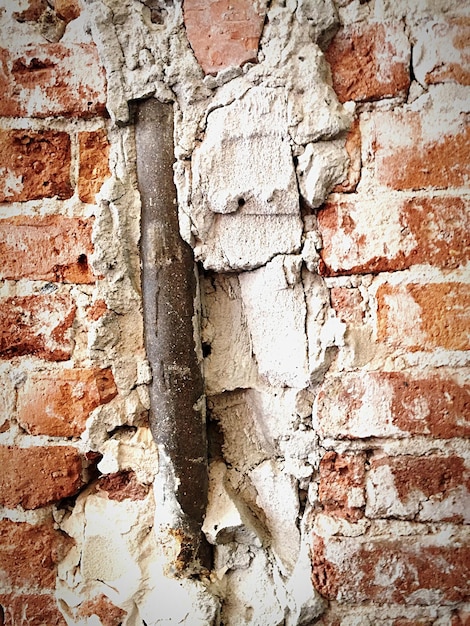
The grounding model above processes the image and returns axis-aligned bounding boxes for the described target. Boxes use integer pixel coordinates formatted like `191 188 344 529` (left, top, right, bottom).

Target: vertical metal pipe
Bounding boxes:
135 98 210 574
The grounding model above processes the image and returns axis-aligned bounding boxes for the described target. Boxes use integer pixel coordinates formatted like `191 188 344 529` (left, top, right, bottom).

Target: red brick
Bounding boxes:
332 118 362 193
97 470 149 502
0 445 82 509
314 371 470 439
377 282 470 352
0 593 66 626
0 129 72 202
367 454 470 523
54 0 81 23
373 109 469 190
324 22 410 103
452 609 470 626
311 534 469 604
414 18 470 86
12 0 48 22
0 216 96 283
318 451 365 520
318 197 470 276
0 519 73 591
17 368 117 437
183 0 266 75
330 287 364 324
76 594 127 626
87 298 108 321
78 129 111 203
0 293 75 361
0 43 106 118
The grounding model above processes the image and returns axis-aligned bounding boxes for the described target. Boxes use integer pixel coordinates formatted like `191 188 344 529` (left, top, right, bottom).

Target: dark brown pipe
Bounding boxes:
135 98 209 574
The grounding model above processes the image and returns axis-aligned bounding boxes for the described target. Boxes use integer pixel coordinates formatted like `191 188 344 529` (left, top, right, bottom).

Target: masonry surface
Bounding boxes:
0 0 468 625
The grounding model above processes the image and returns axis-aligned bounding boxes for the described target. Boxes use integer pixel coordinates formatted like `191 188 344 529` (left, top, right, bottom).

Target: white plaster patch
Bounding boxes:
201 274 258 394
250 459 301 573
296 139 349 208
239 255 310 388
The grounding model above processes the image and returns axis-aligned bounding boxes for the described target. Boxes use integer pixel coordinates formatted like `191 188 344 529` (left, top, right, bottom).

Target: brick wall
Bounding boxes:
0 1 143 622
1 0 468 624
312 11 470 624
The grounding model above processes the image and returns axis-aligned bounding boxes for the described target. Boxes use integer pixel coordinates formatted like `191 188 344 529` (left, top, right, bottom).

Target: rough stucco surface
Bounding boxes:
0 0 469 624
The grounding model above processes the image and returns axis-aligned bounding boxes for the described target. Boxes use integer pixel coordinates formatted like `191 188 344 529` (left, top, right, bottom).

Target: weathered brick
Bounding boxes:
87 298 108 321
55 0 81 23
0 293 76 361
452 609 470 626
0 519 73 590
0 129 72 202
366 454 470 523
330 287 364 324
332 118 362 193
318 451 365 520
0 593 67 626
314 371 470 439
0 216 96 283
183 0 266 75
324 22 410 103
17 368 117 437
0 43 106 118
311 534 469 604
97 470 149 502
0 445 82 509
372 109 469 190
377 283 470 352
413 18 470 86
12 0 49 22
318 197 470 275
78 129 111 203
76 594 127 626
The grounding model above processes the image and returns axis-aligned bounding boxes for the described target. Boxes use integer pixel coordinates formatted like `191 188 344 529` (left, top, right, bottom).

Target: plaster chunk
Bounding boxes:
238 255 310 388
296 139 349 208
220 549 285 626
192 87 298 217
250 460 301 573
202 274 258 395
203 461 262 547
189 87 303 270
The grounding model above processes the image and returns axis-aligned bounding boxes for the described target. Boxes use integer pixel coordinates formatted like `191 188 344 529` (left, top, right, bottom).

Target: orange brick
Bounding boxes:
0 216 96 283
377 283 470 352
0 293 76 361
315 371 470 439
78 129 111 203
373 109 469 190
0 519 73 591
311 534 469 604
0 445 82 509
0 43 106 118
325 22 410 103
318 451 365 521
17 368 117 437
0 593 67 626
414 18 470 86
0 129 72 202
183 0 266 75
318 197 470 275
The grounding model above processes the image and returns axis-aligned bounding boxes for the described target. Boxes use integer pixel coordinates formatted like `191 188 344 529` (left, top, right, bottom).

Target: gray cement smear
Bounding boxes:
28 0 464 624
